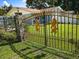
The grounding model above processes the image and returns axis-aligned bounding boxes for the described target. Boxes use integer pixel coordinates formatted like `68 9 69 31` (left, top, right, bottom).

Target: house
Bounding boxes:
7 7 41 16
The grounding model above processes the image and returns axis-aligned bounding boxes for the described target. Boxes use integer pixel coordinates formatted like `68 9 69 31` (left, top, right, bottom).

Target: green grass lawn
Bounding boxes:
0 24 79 59
0 45 23 59
0 42 73 59
27 24 79 39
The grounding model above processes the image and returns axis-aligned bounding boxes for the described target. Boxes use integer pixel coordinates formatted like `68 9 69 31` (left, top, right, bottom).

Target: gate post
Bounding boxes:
43 11 47 46
14 15 21 42
14 12 22 42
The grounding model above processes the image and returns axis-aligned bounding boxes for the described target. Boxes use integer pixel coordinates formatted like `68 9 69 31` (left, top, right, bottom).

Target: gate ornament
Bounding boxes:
51 17 58 32
35 17 40 31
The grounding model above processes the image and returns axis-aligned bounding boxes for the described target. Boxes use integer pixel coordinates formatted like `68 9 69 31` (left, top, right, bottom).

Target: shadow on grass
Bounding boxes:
8 42 31 59
6 40 75 59
8 41 46 59
0 39 19 46
25 41 73 59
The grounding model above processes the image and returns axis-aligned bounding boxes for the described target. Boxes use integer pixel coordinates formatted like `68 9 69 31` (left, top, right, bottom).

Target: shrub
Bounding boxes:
0 31 16 42
3 32 16 42
0 31 4 40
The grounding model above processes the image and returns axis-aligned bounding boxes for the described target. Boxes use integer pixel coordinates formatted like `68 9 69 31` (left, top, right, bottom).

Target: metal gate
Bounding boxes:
15 9 79 54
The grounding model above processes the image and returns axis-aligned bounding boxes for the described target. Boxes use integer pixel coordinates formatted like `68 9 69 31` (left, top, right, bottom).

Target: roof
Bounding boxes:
7 7 41 16
7 7 74 17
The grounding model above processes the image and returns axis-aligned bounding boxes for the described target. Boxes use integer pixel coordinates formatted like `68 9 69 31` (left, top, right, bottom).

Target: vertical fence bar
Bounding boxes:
43 11 47 46
71 13 74 52
32 18 34 42
54 15 56 48
52 13 54 48
75 12 78 53
57 9 59 49
48 15 50 47
39 15 43 45
38 16 40 44
34 17 36 42
39 16 41 44
64 13 66 51
49 15 52 47
67 12 70 51
49 15 51 47
47 15 49 46
40 14 43 45
60 15 62 50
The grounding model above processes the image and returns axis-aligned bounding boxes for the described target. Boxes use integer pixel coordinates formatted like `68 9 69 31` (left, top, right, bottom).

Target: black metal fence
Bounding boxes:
22 10 79 54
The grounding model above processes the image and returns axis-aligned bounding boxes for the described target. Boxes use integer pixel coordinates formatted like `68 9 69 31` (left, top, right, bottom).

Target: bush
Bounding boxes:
0 31 16 42
3 32 16 42
0 31 4 40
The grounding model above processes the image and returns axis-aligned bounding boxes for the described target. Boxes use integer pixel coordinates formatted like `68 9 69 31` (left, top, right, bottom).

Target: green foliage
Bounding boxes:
3 32 16 41
24 24 29 32
0 31 16 42
26 0 79 12
26 0 62 8
26 0 51 9
0 31 4 40
1 5 12 15
0 8 4 15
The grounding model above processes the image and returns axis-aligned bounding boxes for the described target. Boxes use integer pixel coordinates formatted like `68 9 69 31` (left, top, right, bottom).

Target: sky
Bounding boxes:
0 0 26 7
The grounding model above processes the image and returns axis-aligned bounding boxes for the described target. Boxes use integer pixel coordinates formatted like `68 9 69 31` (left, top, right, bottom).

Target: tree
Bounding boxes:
0 8 4 15
26 0 52 9
2 4 12 14
26 0 79 13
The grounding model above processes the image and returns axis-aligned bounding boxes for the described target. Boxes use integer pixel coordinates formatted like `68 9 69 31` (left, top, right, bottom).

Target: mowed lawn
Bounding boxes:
0 24 78 59
27 24 79 52
0 42 69 59
0 45 23 59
